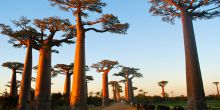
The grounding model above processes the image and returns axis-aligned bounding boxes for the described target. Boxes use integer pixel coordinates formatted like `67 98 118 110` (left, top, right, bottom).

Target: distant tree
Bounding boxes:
95 91 102 97
108 81 118 102
5 81 21 91
149 0 220 109
49 0 129 109
86 75 94 98
138 89 143 95
212 82 220 97
53 63 74 101
88 91 94 97
114 66 142 103
116 84 122 102
91 60 118 106
0 17 41 110
2 62 23 97
158 81 168 98
119 79 126 99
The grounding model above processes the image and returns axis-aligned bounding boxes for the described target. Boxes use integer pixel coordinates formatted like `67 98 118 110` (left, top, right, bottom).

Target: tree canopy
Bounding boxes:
114 66 142 80
149 0 220 23
158 81 168 87
49 0 129 34
2 62 24 70
91 60 118 73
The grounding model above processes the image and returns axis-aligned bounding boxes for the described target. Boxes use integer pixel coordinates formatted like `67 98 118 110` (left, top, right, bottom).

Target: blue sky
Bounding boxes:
0 0 220 97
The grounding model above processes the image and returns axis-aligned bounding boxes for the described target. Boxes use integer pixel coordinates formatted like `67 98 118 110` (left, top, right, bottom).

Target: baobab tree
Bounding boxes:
212 82 220 97
116 84 122 102
108 81 118 102
30 17 75 110
91 60 119 106
0 17 42 110
49 0 129 109
149 0 220 109
5 80 21 93
2 62 24 97
86 75 94 98
158 81 168 98
53 63 74 101
114 66 142 103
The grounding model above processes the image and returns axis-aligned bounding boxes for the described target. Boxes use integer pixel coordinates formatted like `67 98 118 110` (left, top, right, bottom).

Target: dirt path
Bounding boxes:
103 103 135 110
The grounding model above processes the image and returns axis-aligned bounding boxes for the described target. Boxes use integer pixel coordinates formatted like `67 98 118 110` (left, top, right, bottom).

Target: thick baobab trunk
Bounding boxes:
64 74 71 101
112 86 116 102
161 86 165 98
125 78 132 102
18 40 32 110
181 12 207 110
116 90 121 102
70 12 87 110
10 69 17 97
102 72 109 106
129 79 134 101
34 46 52 110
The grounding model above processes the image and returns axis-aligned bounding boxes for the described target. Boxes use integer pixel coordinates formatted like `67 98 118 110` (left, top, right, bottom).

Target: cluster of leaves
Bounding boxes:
91 60 119 73
114 66 143 79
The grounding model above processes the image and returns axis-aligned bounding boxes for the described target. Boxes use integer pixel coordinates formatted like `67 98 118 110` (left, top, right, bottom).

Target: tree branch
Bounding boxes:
85 28 109 32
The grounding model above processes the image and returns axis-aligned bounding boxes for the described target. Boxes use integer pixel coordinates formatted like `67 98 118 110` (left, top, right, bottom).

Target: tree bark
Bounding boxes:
181 12 207 110
10 69 17 97
125 78 132 103
112 85 116 103
34 46 52 110
102 72 109 106
216 85 219 97
129 79 134 101
116 90 121 102
64 74 71 102
70 12 87 110
18 40 32 110
162 86 165 98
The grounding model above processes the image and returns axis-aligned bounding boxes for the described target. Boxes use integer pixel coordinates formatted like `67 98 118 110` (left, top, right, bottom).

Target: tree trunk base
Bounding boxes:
34 100 51 110
187 100 208 110
70 103 87 110
17 102 30 110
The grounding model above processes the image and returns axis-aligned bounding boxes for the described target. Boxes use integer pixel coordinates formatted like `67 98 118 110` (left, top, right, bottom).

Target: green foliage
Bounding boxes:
1 62 24 70
87 96 102 106
114 66 142 79
91 60 119 72
53 63 74 76
158 81 168 87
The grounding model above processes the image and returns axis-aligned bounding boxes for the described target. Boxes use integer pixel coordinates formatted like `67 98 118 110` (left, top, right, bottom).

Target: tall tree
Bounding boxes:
85 65 93 98
149 0 220 109
114 66 142 103
2 62 24 97
91 60 118 106
0 17 42 110
53 63 74 101
158 81 168 98
32 17 75 110
108 81 118 102
49 0 129 109
212 82 220 97
116 84 122 102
